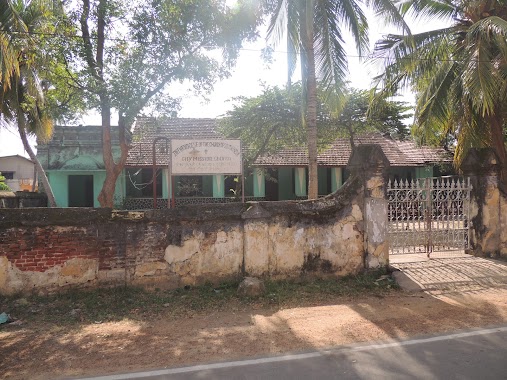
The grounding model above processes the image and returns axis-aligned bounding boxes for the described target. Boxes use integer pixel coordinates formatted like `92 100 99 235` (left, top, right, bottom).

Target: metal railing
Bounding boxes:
387 176 471 255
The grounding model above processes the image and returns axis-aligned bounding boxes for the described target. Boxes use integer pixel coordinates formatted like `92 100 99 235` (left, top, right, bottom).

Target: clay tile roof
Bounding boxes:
127 117 222 166
127 118 452 167
254 132 452 167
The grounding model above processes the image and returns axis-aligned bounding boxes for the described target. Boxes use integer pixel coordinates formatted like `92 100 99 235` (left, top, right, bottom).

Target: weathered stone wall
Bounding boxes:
0 191 47 208
500 196 507 257
462 148 507 259
0 176 369 295
0 145 390 295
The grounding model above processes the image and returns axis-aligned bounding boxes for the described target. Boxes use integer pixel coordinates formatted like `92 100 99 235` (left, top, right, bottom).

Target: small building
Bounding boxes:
125 118 257 209
36 125 126 207
126 118 453 207
37 118 453 208
253 133 453 200
0 155 37 192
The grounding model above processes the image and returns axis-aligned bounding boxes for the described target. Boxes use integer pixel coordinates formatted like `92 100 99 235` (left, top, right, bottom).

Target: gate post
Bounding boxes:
348 145 390 269
461 148 502 257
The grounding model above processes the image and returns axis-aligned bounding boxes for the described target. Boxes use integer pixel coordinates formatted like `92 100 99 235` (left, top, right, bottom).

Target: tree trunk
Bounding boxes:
302 1 318 200
97 109 130 208
93 1 130 208
17 120 57 207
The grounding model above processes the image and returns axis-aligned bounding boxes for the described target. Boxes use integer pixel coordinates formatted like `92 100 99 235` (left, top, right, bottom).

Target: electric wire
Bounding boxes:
1 29 499 64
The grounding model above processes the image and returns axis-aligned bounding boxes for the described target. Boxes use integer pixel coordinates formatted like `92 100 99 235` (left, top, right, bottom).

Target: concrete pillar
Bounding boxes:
242 203 272 276
212 174 224 198
162 169 169 199
331 167 343 192
253 169 265 198
347 145 390 269
461 148 504 258
294 167 307 197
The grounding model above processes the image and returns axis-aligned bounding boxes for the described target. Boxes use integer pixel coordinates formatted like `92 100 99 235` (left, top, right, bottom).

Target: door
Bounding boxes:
265 169 279 201
68 175 94 207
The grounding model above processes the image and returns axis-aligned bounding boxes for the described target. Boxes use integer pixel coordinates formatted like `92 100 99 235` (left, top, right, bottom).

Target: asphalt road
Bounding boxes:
77 326 507 380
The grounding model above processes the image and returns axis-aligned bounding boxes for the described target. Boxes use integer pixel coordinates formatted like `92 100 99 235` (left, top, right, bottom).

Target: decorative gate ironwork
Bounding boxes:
387 176 471 255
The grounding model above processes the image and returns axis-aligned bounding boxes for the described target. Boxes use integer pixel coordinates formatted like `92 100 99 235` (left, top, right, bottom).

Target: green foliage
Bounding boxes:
220 84 305 164
0 0 81 137
372 0 507 168
265 0 406 199
68 0 261 126
220 84 412 164
0 172 10 191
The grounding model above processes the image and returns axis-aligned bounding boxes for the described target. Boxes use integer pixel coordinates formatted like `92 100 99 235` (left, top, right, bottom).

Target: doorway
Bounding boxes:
265 169 279 201
68 175 94 207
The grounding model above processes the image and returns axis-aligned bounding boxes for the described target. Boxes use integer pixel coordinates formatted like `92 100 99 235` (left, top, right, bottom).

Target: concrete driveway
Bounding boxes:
390 254 507 295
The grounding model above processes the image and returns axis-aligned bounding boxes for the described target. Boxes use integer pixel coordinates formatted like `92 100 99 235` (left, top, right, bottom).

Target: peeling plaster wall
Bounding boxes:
461 148 507 260
500 195 507 258
0 167 384 295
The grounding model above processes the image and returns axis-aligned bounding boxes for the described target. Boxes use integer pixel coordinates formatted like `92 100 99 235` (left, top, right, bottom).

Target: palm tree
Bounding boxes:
0 1 25 95
372 0 507 182
267 0 406 199
0 0 57 206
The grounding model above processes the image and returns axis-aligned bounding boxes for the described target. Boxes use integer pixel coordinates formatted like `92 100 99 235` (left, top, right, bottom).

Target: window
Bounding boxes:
177 176 203 196
126 168 162 197
2 172 14 180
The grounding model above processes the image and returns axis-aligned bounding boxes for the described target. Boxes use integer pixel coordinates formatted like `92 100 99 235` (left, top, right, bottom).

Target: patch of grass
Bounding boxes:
0 271 398 326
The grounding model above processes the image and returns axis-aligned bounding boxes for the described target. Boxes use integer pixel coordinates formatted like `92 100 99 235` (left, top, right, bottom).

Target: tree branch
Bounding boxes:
79 0 100 82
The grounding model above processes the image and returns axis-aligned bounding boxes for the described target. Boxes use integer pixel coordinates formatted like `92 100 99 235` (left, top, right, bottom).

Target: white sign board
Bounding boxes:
171 139 242 175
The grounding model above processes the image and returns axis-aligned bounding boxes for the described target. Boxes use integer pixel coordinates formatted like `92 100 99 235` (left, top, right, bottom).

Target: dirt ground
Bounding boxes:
2 286 507 380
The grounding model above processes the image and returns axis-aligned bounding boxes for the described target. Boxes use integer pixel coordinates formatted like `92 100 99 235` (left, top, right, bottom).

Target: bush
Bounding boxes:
0 172 10 191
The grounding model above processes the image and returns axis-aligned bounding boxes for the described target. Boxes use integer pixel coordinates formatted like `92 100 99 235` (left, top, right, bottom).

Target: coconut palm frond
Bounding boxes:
366 0 410 33
396 0 457 21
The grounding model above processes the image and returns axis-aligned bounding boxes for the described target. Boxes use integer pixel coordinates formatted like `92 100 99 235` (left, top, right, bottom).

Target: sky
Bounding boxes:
0 6 448 158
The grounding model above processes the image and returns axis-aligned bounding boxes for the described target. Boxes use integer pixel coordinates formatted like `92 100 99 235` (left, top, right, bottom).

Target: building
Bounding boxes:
36 125 126 207
126 118 453 207
252 133 453 200
0 155 37 192
37 118 453 208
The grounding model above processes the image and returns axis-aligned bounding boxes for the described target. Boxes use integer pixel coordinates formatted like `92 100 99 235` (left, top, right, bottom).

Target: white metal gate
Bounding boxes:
387 176 471 255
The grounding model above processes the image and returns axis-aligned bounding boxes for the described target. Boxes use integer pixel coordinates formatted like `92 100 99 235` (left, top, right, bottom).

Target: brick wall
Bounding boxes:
0 146 390 295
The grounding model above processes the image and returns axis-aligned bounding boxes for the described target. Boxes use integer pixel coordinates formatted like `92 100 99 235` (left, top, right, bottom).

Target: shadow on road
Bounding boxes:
2 262 507 379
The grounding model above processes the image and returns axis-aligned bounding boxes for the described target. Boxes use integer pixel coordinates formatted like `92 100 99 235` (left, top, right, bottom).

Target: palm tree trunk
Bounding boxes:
302 1 318 200
17 119 57 207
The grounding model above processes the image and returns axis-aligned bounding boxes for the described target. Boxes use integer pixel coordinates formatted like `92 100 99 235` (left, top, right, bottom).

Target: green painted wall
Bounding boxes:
415 166 434 179
213 175 225 198
278 167 294 200
162 169 169 198
47 170 124 208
